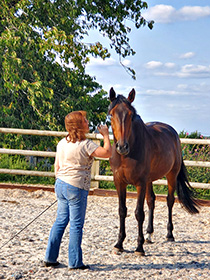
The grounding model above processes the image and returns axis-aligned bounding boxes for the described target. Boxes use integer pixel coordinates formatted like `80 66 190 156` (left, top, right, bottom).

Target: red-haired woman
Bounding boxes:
44 111 111 270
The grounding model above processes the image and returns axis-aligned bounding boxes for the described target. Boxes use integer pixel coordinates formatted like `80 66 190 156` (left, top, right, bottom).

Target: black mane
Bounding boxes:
108 95 137 117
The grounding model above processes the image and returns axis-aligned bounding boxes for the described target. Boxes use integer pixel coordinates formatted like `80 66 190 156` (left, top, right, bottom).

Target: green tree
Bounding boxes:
0 0 153 149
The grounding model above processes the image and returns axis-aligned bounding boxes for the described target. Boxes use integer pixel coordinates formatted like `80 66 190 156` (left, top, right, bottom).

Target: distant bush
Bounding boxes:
0 154 55 185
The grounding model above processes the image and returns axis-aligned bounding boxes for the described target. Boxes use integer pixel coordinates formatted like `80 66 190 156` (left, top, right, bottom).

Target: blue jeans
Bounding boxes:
44 178 89 268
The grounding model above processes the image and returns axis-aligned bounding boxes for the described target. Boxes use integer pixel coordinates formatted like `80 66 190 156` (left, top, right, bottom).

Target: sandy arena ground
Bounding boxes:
0 189 209 280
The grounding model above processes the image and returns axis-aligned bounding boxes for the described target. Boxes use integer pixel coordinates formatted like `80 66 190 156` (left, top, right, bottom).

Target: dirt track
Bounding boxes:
0 189 209 279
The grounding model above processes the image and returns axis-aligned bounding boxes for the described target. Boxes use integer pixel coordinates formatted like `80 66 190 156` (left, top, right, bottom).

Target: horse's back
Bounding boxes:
146 121 180 143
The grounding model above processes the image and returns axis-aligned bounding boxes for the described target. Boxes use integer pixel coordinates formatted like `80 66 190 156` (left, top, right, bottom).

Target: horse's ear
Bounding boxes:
109 87 116 102
128 88 135 103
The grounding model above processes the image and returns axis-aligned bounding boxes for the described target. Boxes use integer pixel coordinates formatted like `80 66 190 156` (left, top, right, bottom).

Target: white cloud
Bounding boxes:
145 60 210 78
144 61 163 69
177 84 188 90
145 89 178 95
144 82 210 98
177 83 210 94
179 6 210 21
87 57 117 67
121 59 131 67
180 52 195 59
178 64 210 78
143 5 175 23
165 62 176 68
144 61 176 70
143 5 210 23
87 57 132 70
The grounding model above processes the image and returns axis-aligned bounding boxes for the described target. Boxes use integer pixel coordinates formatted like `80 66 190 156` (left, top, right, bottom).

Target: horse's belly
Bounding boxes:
149 159 177 182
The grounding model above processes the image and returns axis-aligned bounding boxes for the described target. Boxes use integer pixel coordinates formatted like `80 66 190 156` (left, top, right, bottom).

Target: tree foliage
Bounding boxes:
0 0 153 149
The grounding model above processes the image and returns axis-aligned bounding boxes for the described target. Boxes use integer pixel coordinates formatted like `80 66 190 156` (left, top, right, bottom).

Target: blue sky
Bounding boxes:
85 1 210 136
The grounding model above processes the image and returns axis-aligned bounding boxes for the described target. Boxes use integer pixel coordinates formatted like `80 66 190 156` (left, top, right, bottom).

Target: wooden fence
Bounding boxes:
0 127 210 190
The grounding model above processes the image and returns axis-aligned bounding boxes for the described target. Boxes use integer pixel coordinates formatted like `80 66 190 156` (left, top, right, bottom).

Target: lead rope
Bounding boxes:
0 199 57 250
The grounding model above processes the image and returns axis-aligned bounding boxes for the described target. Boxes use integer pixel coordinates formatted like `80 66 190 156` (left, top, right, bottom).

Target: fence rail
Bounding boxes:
1 127 210 144
0 127 210 190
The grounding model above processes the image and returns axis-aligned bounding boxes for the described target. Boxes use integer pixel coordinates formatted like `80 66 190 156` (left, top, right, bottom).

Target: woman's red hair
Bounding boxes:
65 111 87 143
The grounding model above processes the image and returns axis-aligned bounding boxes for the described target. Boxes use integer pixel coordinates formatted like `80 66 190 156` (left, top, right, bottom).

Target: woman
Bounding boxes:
44 111 111 270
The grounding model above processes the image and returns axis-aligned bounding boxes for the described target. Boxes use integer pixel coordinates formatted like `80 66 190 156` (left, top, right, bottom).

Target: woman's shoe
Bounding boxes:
69 265 90 270
44 261 60 267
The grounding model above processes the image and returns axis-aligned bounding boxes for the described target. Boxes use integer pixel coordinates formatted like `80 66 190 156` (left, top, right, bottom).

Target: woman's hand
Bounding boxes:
97 124 109 136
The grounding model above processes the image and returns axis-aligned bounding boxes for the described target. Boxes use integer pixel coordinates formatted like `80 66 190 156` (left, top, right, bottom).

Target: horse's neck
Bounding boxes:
130 117 148 145
133 115 147 133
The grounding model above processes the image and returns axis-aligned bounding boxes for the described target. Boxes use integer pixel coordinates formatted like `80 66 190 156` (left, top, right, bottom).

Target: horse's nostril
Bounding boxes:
124 143 129 150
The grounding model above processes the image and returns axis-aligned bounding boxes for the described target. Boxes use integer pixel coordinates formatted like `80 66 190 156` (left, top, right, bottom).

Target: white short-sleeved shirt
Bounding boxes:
56 138 99 191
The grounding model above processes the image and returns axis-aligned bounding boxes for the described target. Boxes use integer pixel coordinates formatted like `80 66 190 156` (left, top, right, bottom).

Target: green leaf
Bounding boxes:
0 0 153 150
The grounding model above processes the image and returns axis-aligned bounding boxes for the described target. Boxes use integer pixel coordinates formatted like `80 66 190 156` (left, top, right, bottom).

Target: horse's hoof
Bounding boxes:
134 250 145 256
145 233 153 244
145 239 154 244
112 247 124 255
166 237 175 242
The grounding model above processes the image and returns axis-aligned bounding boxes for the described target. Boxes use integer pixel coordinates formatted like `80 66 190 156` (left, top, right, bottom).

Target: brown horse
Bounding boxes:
108 87 199 256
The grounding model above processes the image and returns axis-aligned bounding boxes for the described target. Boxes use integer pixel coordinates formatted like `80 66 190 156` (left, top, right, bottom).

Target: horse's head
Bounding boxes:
108 87 136 155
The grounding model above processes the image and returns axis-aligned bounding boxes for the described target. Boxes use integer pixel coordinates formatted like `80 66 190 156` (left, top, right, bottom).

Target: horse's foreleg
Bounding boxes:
145 182 156 243
166 174 176 241
135 185 146 256
114 185 127 253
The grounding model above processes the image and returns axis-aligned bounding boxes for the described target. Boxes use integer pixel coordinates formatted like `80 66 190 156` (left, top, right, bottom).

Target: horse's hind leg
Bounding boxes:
114 183 127 254
166 173 177 241
145 182 156 243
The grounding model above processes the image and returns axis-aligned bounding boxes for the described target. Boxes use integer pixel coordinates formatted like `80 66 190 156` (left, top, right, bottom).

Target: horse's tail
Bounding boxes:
176 160 200 214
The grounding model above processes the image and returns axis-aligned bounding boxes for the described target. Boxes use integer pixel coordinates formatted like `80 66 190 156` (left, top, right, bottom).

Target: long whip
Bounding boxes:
0 199 57 250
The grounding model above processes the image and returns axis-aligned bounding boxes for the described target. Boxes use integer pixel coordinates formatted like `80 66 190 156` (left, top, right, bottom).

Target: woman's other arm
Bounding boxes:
54 154 60 178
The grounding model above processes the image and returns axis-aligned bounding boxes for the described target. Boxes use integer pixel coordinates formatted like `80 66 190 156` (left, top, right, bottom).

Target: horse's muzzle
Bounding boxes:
116 142 130 155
